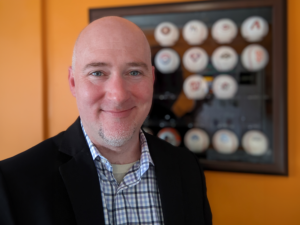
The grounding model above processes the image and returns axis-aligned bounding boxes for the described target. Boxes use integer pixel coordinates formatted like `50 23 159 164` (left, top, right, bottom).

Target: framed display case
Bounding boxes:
90 0 287 175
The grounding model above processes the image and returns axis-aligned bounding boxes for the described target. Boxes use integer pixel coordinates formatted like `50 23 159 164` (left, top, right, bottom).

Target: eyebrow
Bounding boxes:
126 62 149 71
82 62 110 72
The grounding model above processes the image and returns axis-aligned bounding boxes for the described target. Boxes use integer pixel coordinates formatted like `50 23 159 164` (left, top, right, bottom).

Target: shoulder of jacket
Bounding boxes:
0 131 65 172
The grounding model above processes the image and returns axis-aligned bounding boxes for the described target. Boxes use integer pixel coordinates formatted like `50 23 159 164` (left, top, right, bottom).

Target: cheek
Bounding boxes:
75 79 105 109
133 81 153 106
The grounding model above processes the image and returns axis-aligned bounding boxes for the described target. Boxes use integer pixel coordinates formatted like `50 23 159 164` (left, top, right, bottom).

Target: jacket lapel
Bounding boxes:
58 118 105 225
144 132 185 225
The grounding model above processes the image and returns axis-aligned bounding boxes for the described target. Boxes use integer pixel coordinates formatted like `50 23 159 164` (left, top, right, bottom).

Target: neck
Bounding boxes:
93 131 141 164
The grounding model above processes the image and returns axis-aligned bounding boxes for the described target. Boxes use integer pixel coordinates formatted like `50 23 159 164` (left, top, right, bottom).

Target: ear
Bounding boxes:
152 66 156 84
68 66 76 97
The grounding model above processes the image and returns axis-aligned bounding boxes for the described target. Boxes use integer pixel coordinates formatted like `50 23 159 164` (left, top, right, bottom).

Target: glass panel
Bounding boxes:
124 7 273 164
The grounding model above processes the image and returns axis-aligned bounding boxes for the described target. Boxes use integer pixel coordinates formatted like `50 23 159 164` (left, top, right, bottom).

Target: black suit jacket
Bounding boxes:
0 118 212 225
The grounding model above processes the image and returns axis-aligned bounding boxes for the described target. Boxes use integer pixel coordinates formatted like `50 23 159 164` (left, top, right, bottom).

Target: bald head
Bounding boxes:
68 16 155 152
72 16 151 71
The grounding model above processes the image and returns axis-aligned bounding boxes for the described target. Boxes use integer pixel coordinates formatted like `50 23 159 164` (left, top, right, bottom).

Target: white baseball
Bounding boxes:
241 44 269 72
242 130 269 156
212 46 238 72
212 75 238 99
183 20 208 45
212 129 239 154
241 16 269 42
183 47 208 73
154 22 179 47
154 48 180 74
184 128 210 153
157 128 181 146
183 75 208 100
212 18 238 44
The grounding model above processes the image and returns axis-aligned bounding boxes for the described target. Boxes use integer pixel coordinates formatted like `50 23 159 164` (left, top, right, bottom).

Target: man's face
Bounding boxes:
69 22 154 147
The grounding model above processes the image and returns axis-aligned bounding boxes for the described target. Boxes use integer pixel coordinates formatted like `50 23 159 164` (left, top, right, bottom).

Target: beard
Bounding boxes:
97 121 137 147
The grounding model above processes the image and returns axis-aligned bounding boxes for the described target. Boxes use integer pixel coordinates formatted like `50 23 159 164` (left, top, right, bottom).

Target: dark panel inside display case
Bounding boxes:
90 0 287 175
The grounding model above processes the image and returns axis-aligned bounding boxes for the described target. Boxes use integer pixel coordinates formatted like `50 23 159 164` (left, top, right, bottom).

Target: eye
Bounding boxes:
130 71 141 76
91 71 103 76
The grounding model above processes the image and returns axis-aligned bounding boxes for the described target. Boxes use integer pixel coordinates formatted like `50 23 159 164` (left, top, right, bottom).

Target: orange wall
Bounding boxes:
1 0 300 224
0 0 43 159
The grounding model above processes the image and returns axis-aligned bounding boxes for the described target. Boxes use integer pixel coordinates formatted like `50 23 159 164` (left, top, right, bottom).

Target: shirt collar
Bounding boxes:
80 121 154 175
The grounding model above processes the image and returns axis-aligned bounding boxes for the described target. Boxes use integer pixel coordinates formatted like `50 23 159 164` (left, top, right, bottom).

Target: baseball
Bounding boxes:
183 75 208 100
212 74 238 99
212 18 238 44
241 44 269 72
157 128 181 146
212 46 238 72
183 20 208 45
212 129 239 154
154 48 180 74
184 128 210 153
242 130 269 156
183 47 208 73
241 16 269 42
154 22 179 47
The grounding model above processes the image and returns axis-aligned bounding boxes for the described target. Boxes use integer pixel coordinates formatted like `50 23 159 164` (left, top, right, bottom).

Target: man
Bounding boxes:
0 17 212 225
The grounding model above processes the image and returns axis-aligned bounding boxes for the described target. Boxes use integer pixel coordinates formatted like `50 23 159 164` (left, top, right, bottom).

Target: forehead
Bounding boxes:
82 40 147 58
75 23 151 67
77 46 150 71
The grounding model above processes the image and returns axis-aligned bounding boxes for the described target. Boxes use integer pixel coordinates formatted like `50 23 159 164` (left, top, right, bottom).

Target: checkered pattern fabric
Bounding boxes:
81 123 164 225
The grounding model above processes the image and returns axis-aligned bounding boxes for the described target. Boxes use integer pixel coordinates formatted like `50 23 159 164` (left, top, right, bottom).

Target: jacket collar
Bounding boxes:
59 117 88 157
144 132 185 225
58 117 105 225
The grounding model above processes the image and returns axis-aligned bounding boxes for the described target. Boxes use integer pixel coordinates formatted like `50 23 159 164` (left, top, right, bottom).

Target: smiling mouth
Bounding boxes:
101 107 135 118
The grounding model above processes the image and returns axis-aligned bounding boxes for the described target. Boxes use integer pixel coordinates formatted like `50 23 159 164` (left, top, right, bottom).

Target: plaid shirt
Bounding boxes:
81 123 164 225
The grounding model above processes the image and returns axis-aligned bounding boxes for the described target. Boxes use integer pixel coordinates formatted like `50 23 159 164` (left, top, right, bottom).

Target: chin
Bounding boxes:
97 121 138 147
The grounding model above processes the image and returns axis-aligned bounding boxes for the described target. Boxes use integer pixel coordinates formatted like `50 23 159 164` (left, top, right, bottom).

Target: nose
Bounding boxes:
105 72 130 105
